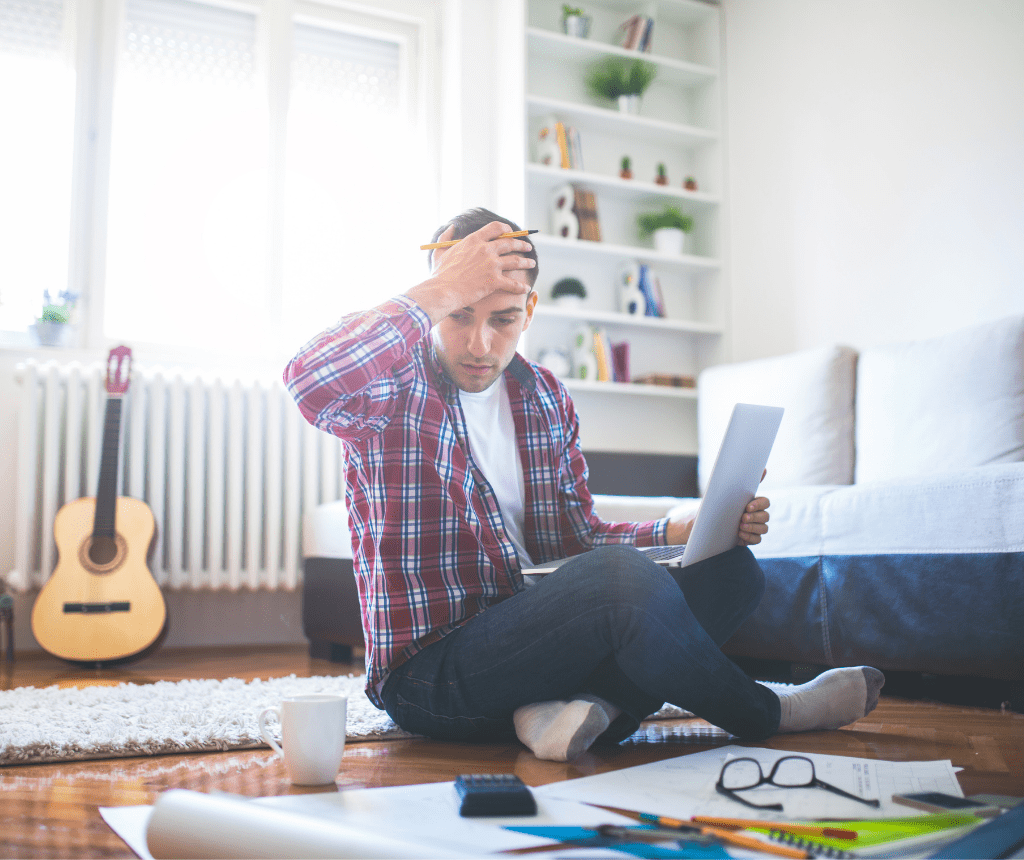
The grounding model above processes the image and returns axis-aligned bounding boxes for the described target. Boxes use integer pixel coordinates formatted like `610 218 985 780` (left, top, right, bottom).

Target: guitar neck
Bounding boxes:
93 395 124 539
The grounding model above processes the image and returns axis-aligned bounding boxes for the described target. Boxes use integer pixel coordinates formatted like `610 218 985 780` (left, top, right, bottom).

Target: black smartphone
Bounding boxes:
892 792 1003 817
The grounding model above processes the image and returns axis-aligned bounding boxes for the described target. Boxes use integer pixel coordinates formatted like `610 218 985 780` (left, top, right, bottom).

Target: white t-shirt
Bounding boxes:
458 376 534 568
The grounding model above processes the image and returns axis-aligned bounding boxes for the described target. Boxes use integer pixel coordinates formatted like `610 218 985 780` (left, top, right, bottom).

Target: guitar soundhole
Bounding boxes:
79 533 128 574
89 536 118 566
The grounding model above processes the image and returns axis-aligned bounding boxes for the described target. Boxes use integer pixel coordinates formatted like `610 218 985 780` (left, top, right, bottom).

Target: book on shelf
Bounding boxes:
567 126 583 170
591 326 613 382
619 14 654 52
632 373 696 388
637 264 665 317
572 187 602 242
554 120 571 169
611 341 630 383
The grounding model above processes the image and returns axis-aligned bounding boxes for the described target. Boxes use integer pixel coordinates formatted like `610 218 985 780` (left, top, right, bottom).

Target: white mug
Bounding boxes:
258 694 347 785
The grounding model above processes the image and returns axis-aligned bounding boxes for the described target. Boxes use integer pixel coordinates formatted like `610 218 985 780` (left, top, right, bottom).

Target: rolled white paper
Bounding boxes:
147 789 460 859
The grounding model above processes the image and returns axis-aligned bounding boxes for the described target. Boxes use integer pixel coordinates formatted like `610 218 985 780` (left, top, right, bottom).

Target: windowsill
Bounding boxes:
0 330 295 382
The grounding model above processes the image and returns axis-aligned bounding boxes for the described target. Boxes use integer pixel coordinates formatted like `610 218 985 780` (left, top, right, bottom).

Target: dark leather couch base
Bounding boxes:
725 553 1024 683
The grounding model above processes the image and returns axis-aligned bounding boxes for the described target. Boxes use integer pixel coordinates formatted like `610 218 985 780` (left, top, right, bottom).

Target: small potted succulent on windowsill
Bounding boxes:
585 56 657 114
561 4 591 38
550 277 587 308
655 162 669 185
620 156 633 180
31 289 78 347
638 206 694 256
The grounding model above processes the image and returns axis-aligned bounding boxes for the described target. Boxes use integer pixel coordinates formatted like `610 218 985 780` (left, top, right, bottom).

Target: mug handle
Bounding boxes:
258 706 284 758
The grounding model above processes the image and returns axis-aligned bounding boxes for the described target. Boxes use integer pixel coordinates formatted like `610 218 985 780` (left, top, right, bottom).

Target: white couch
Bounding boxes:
594 313 1024 682
302 314 1024 682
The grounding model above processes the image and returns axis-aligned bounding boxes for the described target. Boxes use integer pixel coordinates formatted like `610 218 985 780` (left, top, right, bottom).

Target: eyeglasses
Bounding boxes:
716 756 881 811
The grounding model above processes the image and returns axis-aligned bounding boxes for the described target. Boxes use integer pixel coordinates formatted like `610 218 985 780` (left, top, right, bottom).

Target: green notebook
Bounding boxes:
747 813 985 856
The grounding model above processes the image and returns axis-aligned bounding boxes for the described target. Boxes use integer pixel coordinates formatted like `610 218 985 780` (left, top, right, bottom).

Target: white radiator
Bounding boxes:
11 359 346 591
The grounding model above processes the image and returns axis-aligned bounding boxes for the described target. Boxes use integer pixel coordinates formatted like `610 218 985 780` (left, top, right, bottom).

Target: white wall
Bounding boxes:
723 0 1024 360
440 0 525 221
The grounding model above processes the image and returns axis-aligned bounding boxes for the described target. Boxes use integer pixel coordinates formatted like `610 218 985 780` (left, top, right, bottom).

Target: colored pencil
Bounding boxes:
585 803 811 859
690 815 858 839
419 229 538 250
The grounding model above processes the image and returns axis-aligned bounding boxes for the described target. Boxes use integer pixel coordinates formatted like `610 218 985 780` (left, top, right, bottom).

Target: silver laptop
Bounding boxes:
522 403 784 574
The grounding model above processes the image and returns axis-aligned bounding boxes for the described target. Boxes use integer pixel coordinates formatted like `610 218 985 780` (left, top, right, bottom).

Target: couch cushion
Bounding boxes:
753 462 1024 558
855 314 1024 483
591 494 694 524
698 345 857 493
302 499 353 559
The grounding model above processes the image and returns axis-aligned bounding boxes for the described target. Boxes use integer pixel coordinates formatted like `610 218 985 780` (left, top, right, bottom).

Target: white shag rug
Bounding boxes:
0 675 410 766
0 674 701 766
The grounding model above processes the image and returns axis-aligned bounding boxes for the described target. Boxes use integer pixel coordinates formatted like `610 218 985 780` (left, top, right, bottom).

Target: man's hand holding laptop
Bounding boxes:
666 469 770 547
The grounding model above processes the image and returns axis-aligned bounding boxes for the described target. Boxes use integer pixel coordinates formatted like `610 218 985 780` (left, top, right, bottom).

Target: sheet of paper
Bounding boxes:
537 745 963 822
102 784 643 859
102 748 965 859
99 806 153 860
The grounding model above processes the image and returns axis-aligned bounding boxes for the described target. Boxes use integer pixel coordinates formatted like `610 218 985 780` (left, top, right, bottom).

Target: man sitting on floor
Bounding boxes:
283 207 884 761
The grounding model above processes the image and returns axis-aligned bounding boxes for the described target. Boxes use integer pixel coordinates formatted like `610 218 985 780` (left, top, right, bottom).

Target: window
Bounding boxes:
0 0 440 363
104 0 267 351
0 0 76 334
281 18 434 351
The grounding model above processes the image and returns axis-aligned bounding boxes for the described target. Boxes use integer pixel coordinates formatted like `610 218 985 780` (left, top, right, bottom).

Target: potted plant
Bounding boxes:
684 176 698 191
620 156 633 180
585 56 657 114
550 277 587 307
561 4 591 38
32 289 78 347
655 162 668 186
637 206 694 255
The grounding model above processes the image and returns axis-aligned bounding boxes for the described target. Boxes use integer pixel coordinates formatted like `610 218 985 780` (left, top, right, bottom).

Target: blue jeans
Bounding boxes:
381 545 782 744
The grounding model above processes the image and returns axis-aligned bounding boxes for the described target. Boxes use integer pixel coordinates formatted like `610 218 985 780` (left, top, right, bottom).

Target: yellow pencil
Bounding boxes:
420 229 538 250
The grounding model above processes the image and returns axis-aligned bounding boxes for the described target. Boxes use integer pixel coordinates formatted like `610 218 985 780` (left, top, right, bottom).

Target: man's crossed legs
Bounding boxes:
381 546 882 760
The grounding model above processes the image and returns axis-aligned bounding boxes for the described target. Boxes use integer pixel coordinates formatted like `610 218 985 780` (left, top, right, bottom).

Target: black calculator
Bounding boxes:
454 774 537 817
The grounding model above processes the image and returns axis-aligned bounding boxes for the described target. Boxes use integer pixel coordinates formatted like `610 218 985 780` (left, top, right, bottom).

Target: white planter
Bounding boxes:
31 321 71 347
652 227 687 256
553 294 584 308
561 15 590 38
617 94 641 114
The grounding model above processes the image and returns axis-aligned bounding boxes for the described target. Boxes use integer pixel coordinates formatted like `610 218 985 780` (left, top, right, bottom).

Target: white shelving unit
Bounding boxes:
515 0 726 455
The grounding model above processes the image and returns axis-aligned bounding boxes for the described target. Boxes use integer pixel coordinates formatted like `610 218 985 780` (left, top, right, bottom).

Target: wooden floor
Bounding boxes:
1 645 1022 859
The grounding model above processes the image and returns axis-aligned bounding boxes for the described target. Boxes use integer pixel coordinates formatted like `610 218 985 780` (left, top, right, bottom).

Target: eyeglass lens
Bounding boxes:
720 756 815 790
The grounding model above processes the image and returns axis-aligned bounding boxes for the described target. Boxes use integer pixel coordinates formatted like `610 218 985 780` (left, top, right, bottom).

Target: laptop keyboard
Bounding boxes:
641 545 687 561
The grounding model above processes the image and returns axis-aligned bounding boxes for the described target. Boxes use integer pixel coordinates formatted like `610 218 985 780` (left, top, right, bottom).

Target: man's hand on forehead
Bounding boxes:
409 221 536 324
431 222 535 295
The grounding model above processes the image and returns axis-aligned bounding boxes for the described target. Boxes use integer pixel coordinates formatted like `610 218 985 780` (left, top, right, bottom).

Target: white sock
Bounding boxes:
776 667 884 733
513 696 621 761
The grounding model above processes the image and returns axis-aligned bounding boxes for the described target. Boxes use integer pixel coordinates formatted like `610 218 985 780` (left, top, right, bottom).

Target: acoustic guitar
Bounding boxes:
32 346 167 662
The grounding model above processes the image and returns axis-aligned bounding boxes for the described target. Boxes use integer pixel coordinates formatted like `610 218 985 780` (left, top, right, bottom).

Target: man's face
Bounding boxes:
431 270 538 393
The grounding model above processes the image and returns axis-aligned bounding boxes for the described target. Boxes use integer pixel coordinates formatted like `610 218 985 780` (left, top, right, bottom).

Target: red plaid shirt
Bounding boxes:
284 296 669 705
